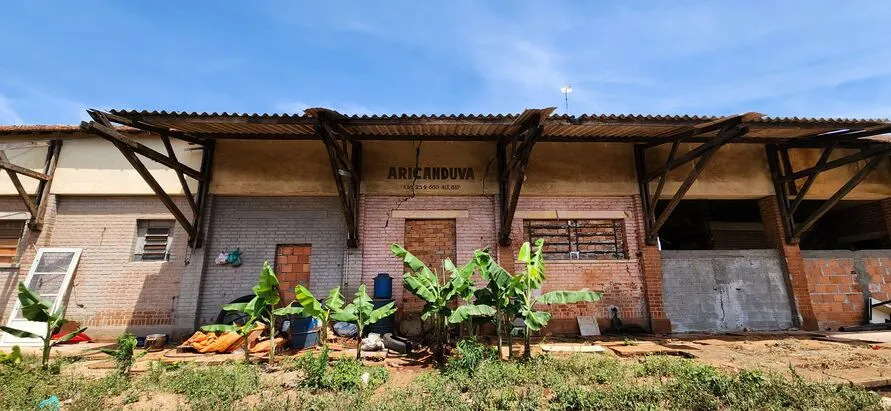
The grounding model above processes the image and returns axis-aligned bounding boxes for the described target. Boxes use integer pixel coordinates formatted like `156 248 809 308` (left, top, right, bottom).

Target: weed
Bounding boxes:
446 338 499 376
153 362 260 409
292 347 389 391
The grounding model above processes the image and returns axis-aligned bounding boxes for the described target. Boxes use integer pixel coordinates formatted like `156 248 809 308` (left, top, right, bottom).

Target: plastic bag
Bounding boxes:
361 333 384 351
226 248 243 267
333 321 358 337
215 251 228 265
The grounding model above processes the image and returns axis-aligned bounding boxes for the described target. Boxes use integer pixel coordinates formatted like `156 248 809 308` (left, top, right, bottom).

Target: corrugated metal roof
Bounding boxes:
4 109 890 143
0 124 140 136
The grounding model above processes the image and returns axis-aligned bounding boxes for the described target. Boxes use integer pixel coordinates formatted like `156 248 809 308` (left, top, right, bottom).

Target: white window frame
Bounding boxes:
1 248 83 346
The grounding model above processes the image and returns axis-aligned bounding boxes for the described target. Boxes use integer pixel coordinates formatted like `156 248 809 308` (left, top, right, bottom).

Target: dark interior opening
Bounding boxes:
797 200 891 250
656 200 769 250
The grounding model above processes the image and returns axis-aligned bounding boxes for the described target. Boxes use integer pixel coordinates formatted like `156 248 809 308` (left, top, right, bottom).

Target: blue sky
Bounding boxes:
1 1 890 124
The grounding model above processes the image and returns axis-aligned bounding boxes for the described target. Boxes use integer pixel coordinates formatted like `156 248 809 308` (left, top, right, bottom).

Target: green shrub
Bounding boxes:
155 362 260 409
446 338 499 376
292 348 389 392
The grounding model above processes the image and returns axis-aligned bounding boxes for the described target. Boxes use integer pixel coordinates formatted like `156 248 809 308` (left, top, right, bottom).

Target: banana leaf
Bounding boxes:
293 285 322 318
536 289 602 305
368 301 397 323
448 304 496 324
326 287 345 311
0 326 42 340
51 327 88 345
271 305 304 316
200 324 240 333
253 262 280 307
522 310 552 331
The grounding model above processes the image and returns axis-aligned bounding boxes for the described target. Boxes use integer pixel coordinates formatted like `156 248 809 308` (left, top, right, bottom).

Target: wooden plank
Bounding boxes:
643 125 749 181
95 110 207 146
0 160 49 181
649 137 680 211
634 144 656 242
765 144 796 242
788 144 835 215
112 141 196 239
161 134 198 215
792 151 891 240
190 140 215 248
778 144 891 183
0 151 38 218
782 124 891 148
32 140 62 229
499 123 542 245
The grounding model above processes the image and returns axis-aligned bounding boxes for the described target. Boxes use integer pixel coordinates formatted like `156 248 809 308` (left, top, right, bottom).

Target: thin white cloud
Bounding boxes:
0 94 23 124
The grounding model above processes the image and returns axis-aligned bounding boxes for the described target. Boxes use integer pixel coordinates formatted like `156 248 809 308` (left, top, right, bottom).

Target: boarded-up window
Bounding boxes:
133 220 174 261
524 219 627 260
0 220 25 264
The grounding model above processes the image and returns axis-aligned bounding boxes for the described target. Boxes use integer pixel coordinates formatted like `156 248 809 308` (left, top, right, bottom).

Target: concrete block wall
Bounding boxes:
802 250 891 330
196 196 347 325
498 196 649 333
662 249 794 332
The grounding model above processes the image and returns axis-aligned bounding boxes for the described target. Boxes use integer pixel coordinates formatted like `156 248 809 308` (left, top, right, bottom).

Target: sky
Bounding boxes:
1 1 890 124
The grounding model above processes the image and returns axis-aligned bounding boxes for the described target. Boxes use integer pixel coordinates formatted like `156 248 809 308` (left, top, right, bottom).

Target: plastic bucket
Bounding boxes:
367 298 396 335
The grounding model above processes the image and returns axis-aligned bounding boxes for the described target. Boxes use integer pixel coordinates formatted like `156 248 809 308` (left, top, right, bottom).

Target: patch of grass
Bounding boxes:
2 351 883 411
147 361 260 409
0 357 129 411
290 347 389 392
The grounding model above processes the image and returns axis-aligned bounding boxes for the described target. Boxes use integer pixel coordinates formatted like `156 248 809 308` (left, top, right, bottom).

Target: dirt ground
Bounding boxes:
29 330 891 394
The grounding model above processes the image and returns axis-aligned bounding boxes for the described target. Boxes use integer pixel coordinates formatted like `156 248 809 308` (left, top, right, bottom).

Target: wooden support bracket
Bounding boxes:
497 107 555 245
636 116 752 244
310 108 361 248
0 140 62 230
768 140 891 243
80 110 213 247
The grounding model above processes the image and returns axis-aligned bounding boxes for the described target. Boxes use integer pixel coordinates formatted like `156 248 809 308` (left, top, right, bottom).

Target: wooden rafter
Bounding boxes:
0 140 62 230
768 140 891 243
636 114 756 244
307 108 362 248
497 107 555 246
80 110 214 247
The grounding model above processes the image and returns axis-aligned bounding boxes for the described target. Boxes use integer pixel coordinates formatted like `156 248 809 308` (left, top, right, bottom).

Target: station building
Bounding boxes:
1 108 890 340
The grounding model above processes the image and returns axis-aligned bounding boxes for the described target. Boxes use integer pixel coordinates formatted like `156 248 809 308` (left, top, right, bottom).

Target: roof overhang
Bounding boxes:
71 108 890 147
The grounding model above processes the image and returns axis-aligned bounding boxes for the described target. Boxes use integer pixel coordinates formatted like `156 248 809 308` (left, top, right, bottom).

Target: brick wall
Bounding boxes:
499 196 649 333
0 196 48 325
402 219 457 312
275 244 312 303
758 196 818 330
197 196 347 324
803 250 891 330
1 195 191 339
359 195 498 305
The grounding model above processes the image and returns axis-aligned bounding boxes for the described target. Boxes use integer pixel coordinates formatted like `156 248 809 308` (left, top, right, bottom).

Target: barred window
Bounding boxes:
133 220 174 261
524 219 628 260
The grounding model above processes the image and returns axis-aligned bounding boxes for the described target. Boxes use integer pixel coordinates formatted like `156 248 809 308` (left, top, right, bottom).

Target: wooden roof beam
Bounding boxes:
312 108 361 248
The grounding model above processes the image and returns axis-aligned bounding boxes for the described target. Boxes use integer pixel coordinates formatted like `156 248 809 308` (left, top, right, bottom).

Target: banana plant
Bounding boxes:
391 244 494 363
290 285 344 348
331 284 396 359
515 239 602 357
202 261 302 364
472 248 519 359
0 282 87 369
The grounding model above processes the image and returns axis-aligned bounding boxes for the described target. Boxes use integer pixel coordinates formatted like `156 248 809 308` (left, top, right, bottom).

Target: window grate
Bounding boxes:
134 220 174 261
524 219 627 260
